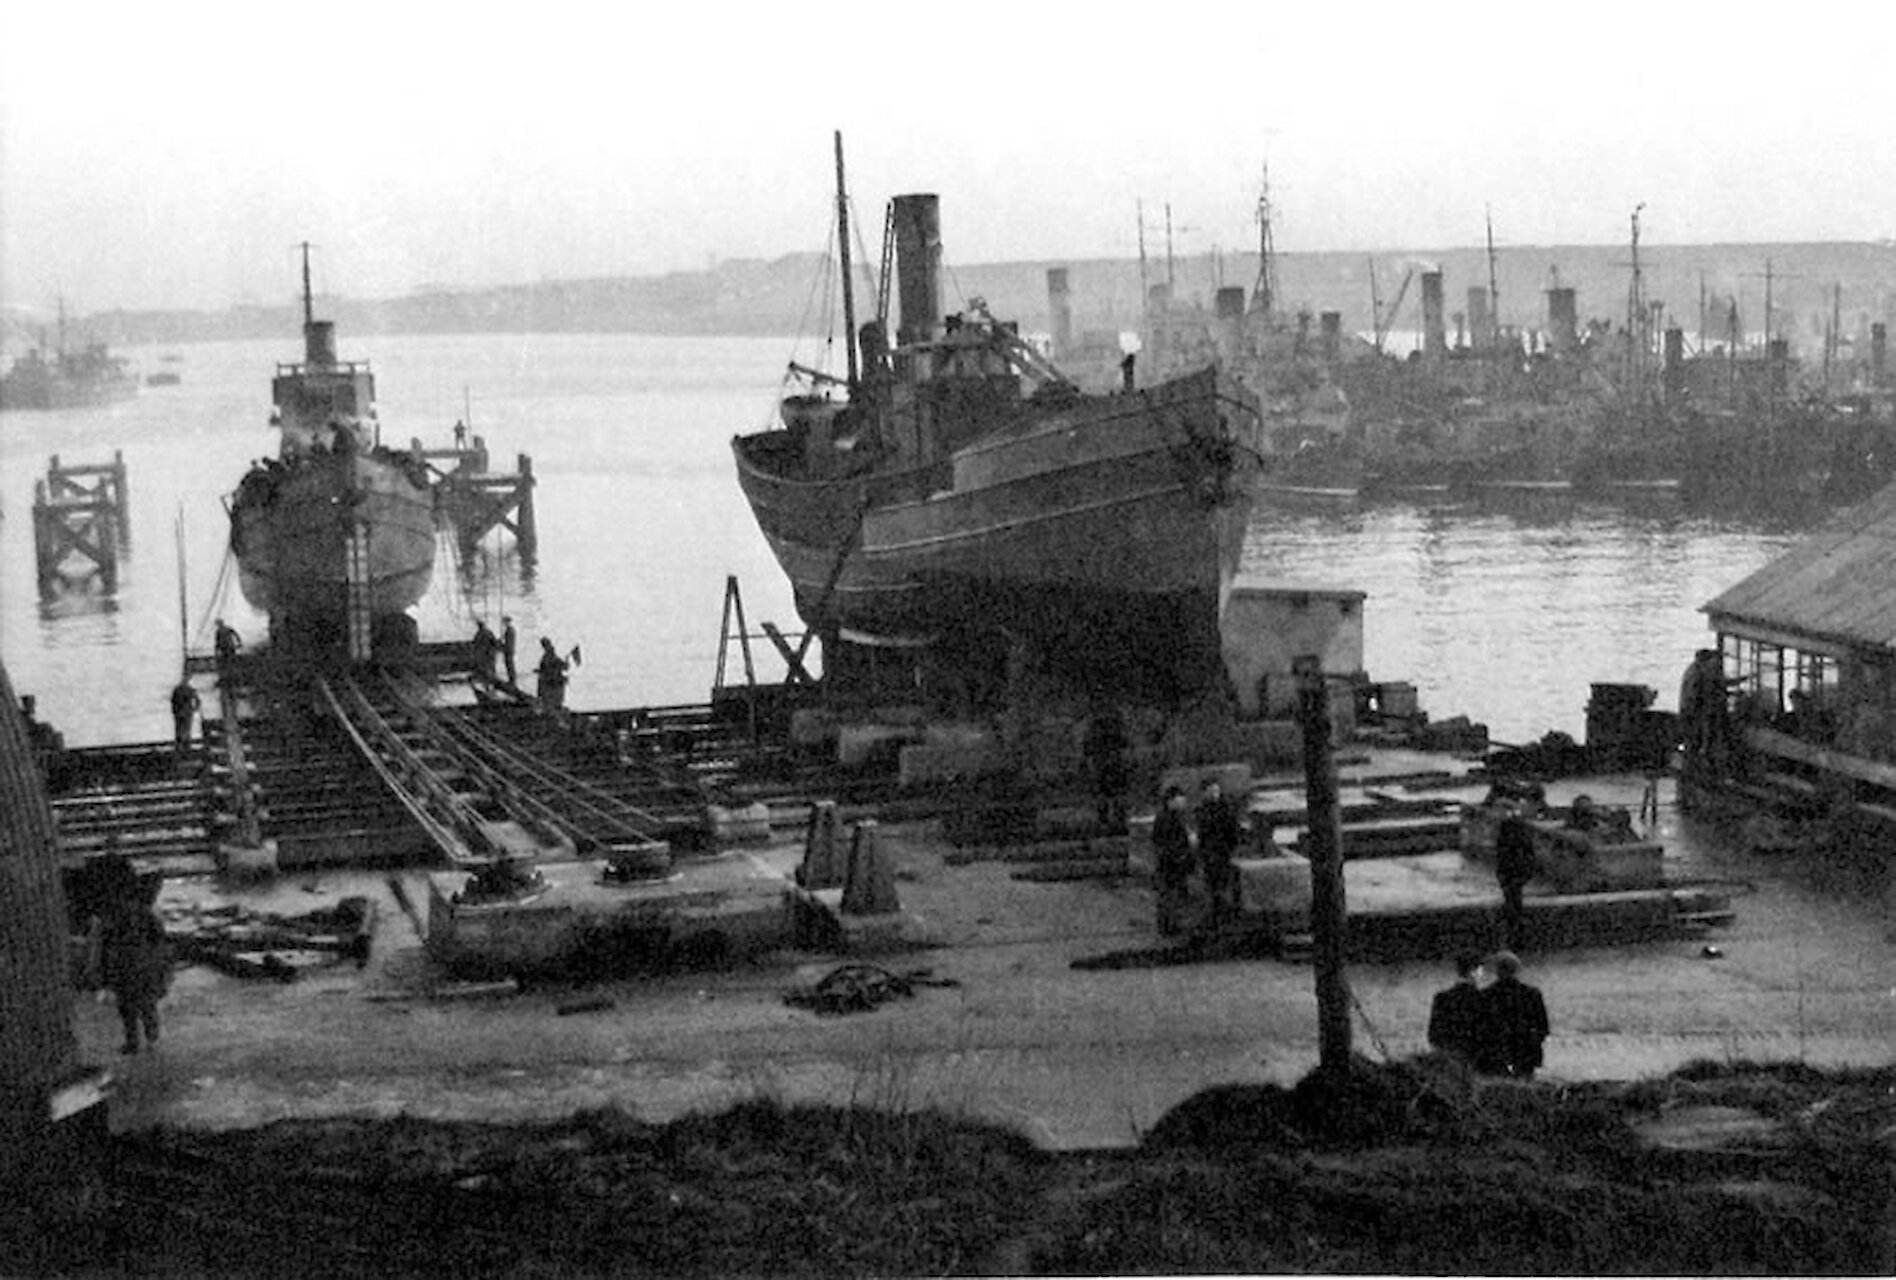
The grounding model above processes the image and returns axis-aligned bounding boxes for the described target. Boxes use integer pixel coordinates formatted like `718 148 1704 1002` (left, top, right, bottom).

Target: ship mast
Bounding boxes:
300 240 315 331
1484 207 1500 349
1624 204 1646 399
1252 160 1278 317
833 131 859 391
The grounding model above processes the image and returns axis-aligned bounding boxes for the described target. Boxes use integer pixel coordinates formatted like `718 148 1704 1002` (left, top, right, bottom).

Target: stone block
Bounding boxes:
799 800 846 889
898 740 1004 788
841 820 899 915
706 801 771 844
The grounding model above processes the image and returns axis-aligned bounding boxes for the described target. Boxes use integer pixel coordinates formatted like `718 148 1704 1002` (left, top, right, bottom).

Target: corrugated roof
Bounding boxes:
1702 480 1896 651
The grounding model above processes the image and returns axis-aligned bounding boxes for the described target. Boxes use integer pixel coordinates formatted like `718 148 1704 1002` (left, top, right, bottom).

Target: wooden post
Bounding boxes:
110 450 129 548
1295 653 1352 1072
514 453 537 557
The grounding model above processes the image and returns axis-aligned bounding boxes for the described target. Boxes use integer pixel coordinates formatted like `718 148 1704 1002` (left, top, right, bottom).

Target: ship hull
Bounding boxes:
231 451 436 626
734 366 1263 697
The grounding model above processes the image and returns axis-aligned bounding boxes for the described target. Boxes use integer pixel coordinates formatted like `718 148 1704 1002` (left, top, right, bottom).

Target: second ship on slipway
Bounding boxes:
228 246 438 658
733 140 1268 701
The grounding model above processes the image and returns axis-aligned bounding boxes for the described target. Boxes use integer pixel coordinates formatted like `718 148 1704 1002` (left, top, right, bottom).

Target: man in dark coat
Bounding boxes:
1474 950 1549 1079
169 680 201 758
470 619 499 683
1195 778 1243 930
535 636 571 712
95 854 169 1054
1427 951 1486 1063
1151 785 1194 936
500 616 518 686
1495 812 1537 950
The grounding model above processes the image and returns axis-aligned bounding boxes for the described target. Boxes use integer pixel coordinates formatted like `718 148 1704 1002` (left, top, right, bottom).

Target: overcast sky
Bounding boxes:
3 1 1890 315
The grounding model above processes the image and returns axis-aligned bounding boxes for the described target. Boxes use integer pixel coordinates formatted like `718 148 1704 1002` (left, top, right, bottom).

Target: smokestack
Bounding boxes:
1466 287 1492 351
1874 322 1887 385
1320 311 1341 363
1768 338 1790 396
1421 270 1447 360
1546 286 1578 354
1046 268 1073 362
1214 286 1247 364
305 319 337 367
1663 326 1685 399
892 193 941 347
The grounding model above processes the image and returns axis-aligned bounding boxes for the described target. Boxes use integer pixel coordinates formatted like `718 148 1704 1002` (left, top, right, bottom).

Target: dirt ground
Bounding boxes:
80 769 1893 1151
15 765 1893 1273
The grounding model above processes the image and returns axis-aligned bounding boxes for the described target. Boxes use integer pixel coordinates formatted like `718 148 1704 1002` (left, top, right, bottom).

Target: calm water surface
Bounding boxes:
0 333 1797 746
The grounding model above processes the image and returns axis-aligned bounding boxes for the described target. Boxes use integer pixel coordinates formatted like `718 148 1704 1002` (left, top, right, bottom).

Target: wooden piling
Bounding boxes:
427 437 537 560
32 453 125 599
1295 654 1353 1071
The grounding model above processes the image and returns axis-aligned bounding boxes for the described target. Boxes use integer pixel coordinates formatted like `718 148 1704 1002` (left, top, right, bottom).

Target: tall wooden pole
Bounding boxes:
1295 654 1352 1072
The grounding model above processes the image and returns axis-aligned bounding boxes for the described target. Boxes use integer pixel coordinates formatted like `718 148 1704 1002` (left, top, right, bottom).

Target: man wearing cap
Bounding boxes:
500 616 518 686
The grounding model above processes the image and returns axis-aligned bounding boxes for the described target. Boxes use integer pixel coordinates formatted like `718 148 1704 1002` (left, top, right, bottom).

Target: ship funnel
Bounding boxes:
1467 287 1492 351
1546 286 1578 355
1047 268 1073 361
893 193 942 346
1421 270 1447 360
305 319 338 367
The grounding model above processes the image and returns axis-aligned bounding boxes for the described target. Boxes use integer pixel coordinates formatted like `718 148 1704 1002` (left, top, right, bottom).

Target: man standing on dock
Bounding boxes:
1474 951 1549 1079
1152 785 1194 936
471 619 499 684
213 619 242 668
1427 952 1486 1063
1195 778 1242 931
535 636 572 713
500 616 518 686
1495 811 1537 950
169 679 200 759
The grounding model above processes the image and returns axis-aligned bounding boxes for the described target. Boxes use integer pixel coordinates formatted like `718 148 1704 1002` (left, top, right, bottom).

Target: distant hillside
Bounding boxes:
62 241 1896 358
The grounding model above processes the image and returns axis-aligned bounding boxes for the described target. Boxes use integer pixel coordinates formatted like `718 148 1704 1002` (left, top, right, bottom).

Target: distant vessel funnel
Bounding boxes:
893 194 942 347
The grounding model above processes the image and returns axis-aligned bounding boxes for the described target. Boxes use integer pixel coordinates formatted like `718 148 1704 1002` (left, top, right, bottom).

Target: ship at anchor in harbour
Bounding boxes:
732 137 1268 704
227 246 438 659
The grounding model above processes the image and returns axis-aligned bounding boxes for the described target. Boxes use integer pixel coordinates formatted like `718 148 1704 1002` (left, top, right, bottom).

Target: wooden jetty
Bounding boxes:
415 435 537 559
31 451 129 597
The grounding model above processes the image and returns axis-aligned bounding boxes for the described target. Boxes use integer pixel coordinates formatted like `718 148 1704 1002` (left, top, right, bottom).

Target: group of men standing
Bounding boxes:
470 616 578 713
1428 949 1550 1079
1149 778 1253 936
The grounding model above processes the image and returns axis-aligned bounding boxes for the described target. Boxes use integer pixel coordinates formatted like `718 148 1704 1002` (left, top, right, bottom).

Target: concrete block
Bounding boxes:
898 741 1003 788
799 800 847 889
219 838 279 879
1239 854 1311 922
1127 815 1156 879
841 820 899 915
789 707 839 748
706 802 771 844
1159 761 1254 801
836 723 921 769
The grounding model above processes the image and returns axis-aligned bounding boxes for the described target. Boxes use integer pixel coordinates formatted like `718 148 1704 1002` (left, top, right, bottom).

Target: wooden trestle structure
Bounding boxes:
32 451 129 598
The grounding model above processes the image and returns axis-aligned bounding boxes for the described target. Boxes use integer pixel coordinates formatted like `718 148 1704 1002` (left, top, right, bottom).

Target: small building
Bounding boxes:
1700 480 1896 819
1220 577 1367 721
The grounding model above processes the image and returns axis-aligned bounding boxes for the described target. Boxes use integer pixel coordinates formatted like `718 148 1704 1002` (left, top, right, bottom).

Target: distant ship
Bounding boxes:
0 303 139 411
732 138 1266 701
228 246 437 657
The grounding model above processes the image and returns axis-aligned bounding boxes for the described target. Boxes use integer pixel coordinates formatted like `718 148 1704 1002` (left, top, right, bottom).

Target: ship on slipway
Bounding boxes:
732 137 1267 702
227 247 437 658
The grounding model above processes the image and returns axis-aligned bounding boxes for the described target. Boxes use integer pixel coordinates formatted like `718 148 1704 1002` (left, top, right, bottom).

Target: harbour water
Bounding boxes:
0 332 1799 748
